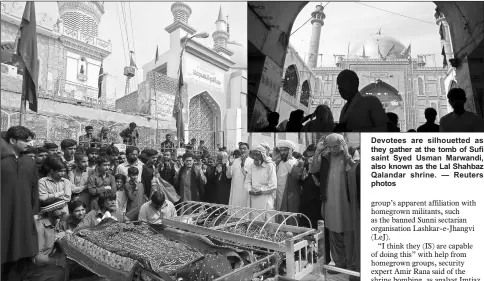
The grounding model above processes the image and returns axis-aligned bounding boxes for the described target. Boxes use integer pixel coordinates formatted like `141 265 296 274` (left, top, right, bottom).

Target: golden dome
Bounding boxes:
349 32 407 59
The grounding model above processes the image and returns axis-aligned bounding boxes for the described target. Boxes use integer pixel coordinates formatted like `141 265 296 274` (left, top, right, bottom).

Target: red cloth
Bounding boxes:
1 139 39 263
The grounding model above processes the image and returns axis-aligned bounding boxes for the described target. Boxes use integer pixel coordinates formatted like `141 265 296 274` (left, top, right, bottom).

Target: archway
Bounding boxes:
300 80 311 107
282 64 299 97
188 92 221 150
361 79 404 128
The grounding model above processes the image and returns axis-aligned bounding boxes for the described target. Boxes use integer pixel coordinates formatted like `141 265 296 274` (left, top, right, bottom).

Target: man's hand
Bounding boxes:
54 191 64 198
34 253 49 265
228 156 235 166
249 189 262 195
104 185 112 190
216 165 223 173
316 142 325 152
55 231 66 241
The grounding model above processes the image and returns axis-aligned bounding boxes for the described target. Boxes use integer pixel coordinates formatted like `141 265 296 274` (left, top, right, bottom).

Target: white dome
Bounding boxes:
349 33 407 59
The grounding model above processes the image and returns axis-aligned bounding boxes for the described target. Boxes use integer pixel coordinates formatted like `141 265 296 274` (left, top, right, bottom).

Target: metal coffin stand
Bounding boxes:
163 201 325 280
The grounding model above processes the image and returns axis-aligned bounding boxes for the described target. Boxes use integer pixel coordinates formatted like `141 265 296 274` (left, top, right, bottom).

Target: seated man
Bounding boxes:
81 190 128 227
62 200 89 231
21 198 69 281
138 191 177 224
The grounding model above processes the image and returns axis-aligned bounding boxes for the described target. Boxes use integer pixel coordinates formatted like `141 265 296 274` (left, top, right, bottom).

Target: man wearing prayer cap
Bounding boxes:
244 145 277 220
19 198 69 281
275 140 298 212
311 133 357 274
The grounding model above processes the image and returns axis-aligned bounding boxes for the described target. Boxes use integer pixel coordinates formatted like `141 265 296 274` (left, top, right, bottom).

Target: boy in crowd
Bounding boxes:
43 142 59 156
114 174 128 215
124 167 146 221
87 156 116 210
69 153 91 213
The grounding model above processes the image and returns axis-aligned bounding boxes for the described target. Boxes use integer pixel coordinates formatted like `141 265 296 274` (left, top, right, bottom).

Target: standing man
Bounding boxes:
116 146 144 182
336 70 389 132
244 145 277 220
120 122 139 146
159 150 177 186
85 147 99 176
312 133 357 273
60 139 77 176
189 138 197 153
1 126 39 280
69 153 91 213
141 148 159 199
160 134 175 154
275 140 298 212
44 142 59 156
79 125 99 148
227 142 253 208
199 140 210 159
439 88 484 132
417 108 440 132
175 152 207 202
97 127 111 147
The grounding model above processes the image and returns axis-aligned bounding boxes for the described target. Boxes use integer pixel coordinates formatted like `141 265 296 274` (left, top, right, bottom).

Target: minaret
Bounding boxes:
164 2 197 77
435 9 453 68
212 6 233 57
58 2 104 37
307 5 325 68
57 2 111 101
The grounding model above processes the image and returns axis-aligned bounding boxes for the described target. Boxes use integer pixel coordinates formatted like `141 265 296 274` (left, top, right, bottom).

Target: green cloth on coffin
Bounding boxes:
73 221 204 280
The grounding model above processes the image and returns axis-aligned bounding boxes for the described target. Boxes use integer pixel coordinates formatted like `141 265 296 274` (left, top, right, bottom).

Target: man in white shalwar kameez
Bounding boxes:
227 143 253 210
244 145 277 221
311 133 357 273
275 140 298 211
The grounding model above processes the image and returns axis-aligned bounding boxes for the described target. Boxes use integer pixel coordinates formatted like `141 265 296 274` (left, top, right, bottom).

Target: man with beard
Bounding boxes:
227 142 253 208
244 145 277 220
82 190 128 226
160 134 175 154
199 140 210 159
141 149 159 199
86 147 99 176
175 152 207 203
69 154 91 212
336 70 388 132
20 198 69 281
159 151 177 186
275 140 299 212
97 127 111 147
44 142 59 156
439 88 484 132
60 139 77 176
116 146 144 182
1 126 39 281
79 125 99 148
311 133 357 274
212 152 232 205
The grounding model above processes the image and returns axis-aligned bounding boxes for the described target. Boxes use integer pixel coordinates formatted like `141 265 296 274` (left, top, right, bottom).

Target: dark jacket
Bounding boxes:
175 166 206 202
318 152 351 204
1 139 39 263
159 161 177 187
141 164 155 198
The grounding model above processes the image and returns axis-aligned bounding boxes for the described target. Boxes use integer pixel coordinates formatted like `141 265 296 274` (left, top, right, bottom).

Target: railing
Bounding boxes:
62 26 111 52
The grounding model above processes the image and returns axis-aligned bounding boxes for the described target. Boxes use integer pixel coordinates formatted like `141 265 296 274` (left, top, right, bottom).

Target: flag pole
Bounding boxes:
19 94 27 126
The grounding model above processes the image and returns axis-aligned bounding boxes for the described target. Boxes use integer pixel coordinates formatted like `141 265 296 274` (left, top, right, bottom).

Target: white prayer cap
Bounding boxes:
277 140 296 150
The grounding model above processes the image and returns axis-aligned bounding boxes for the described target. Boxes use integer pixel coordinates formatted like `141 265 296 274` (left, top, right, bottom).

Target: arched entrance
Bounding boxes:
188 92 221 150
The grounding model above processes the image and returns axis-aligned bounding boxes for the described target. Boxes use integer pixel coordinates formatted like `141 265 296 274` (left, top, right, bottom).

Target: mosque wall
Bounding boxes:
1 72 174 149
1 20 67 98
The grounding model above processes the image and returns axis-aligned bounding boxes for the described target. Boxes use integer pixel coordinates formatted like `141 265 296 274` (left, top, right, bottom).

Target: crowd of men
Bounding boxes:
260 70 484 133
1 123 361 280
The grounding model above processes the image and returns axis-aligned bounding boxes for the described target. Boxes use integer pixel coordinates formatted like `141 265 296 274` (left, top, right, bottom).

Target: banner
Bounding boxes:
185 57 224 91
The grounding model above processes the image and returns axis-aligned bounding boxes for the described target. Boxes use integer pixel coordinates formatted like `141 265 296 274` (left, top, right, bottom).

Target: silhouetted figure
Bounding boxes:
417 108 440 132
407 129 416 132
439 88 484 132
336 70 388 132
301 105 335 132
261 112 280 132
286 110 313 132
386 112 400 132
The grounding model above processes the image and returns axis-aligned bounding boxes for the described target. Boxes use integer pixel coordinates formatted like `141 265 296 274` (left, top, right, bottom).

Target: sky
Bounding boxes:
290 2 443 68
34 2 247 101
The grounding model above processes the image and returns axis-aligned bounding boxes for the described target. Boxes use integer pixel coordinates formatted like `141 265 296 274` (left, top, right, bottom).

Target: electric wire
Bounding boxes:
355 2 435 25
291 2 329 36
128 2 139 89
116 2 127 65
